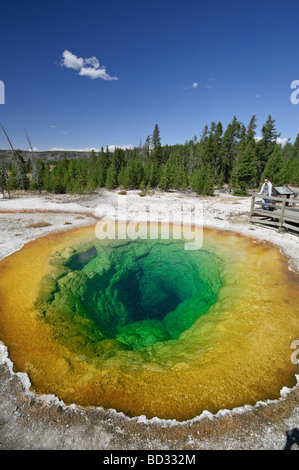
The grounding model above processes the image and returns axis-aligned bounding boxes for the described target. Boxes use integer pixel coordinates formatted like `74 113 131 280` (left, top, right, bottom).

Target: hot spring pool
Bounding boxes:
0 223 299 421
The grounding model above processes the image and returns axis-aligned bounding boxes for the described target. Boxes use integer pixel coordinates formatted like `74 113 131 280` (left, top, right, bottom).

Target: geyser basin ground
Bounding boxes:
0 222 299 421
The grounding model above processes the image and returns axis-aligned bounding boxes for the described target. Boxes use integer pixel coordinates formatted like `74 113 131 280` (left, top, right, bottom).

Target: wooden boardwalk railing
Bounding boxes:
249 192 299 233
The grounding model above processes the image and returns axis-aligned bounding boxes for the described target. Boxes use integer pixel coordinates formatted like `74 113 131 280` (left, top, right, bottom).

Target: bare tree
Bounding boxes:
0 171 5 197
0 164 11 198
24 129 41 193
0 124 27 191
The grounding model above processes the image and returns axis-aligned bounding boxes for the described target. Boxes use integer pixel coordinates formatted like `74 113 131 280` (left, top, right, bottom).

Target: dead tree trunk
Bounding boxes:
1 124 27 191
0 174 5 197
1 164 11 198
25 129 41 193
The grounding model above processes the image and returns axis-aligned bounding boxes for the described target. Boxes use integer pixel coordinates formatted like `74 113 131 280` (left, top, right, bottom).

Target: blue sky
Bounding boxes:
0 0 299 151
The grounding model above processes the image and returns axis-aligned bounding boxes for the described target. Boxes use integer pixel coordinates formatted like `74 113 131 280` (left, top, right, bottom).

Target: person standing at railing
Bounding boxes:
259 178 272 210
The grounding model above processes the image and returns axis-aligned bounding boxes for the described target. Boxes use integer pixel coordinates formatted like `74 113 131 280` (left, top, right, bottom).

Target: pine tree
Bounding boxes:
262 146 284 185
202 164 215 195
94 148 110 187
261 115 280 150
112 148 125 173
105 162 118 189
217 171 224 189
86 151 98 191
159 163 170 191
211 122 223 179
74 159 87 193
246 115 257 142
151 124 161 149
235 143 257 191
172 164 185 190
191 165 214 195
187 139 196 176
66 159 77 192
121 156 144 189
42 164 52 192
52 160 67 193
151 124 163 167
219 116 242 182
158 158 175 190
142 135 151 163
256 115 281 181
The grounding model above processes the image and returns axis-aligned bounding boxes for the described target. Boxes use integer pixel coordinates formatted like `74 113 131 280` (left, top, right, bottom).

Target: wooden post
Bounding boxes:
250 193 256 219
278 197 287 232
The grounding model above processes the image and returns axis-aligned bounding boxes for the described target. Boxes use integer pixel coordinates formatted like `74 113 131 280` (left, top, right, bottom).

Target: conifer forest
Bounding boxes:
1 115 299 198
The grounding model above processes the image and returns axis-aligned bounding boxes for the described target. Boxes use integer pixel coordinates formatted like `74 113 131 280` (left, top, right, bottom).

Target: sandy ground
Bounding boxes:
0 188 299 451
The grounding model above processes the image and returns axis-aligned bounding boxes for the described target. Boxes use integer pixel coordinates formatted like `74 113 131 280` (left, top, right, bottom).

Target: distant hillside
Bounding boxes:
0 149 93 163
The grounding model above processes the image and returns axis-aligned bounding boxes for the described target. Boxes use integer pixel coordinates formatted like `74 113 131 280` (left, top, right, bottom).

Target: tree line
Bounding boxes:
1 115 299 198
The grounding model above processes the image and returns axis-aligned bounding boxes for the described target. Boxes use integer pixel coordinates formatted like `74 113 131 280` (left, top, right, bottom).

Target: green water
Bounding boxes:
36 238 223 356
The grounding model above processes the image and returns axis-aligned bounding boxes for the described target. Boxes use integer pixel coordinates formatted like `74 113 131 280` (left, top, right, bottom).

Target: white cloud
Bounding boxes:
85 56 100 69
61 50 84 70
107 144 134 152
49 145 133 152
255 136 288 147
184 82 199 90
79 66 117 81
61 50 118 81
277 137 288 146
50 125 56 128
50 147 100 152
